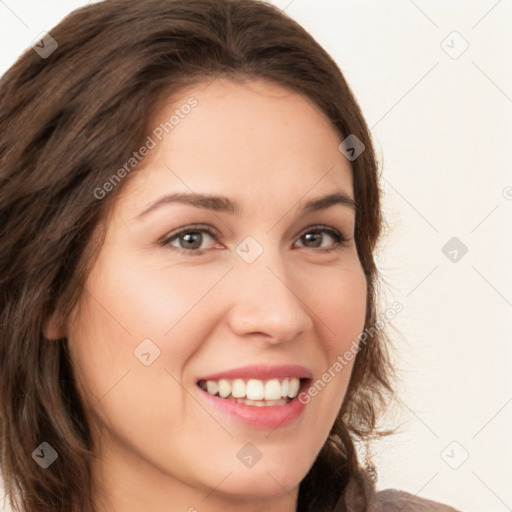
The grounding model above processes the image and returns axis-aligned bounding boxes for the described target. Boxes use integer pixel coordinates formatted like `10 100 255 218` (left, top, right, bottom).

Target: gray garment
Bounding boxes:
334 469 461 512
378 489 461 511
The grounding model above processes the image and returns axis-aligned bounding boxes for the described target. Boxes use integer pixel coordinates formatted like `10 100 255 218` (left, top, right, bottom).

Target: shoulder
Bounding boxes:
335 468 463 512
376 488 462 512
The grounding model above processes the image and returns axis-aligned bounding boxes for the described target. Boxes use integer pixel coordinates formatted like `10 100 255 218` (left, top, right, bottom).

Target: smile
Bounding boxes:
198 377 303 406
195 365 313 429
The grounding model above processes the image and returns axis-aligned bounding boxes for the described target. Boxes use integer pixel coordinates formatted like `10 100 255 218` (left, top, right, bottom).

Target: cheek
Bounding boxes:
66 251 230 413
300 266 367 414
66 264 199 471
75 253 220 352
315 265 367 354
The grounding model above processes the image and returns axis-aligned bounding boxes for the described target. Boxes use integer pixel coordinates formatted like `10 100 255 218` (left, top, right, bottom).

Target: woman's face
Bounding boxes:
55 78 367 510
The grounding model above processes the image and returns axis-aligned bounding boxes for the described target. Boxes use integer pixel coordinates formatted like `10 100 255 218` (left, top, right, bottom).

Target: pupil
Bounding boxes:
304 232 321 247
182 232 201 249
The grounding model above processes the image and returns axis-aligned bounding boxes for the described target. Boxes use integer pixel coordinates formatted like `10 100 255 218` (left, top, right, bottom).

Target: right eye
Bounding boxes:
160 224 221 256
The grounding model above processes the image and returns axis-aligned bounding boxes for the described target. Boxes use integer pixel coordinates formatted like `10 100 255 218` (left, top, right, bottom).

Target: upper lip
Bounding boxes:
198 364 313 382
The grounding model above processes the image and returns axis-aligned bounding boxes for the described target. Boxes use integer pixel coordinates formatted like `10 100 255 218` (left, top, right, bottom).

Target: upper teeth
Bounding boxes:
202 377 301 400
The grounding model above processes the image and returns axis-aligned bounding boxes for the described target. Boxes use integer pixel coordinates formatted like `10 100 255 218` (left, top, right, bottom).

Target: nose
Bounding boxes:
226 250 314 345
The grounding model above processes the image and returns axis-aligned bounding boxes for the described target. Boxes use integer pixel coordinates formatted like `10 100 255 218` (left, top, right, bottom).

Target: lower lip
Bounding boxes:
198 380 311 429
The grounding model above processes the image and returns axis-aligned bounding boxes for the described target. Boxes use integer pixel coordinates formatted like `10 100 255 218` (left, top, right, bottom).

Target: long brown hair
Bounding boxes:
0 1 394 510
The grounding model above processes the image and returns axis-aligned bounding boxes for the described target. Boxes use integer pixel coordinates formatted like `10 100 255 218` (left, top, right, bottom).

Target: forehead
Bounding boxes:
118 77 354 214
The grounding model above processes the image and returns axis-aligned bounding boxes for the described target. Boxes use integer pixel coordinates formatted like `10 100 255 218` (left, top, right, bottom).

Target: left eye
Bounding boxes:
160 224 348 256
295 228 346 250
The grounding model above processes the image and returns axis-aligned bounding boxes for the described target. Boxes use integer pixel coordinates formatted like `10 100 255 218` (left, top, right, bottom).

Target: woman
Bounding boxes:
0 1 461 511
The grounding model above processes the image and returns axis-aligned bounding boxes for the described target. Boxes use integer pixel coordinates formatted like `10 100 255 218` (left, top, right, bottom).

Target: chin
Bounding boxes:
217 460 308 498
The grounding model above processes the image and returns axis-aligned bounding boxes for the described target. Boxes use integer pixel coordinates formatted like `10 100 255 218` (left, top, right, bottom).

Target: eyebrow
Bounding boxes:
136 190 357 219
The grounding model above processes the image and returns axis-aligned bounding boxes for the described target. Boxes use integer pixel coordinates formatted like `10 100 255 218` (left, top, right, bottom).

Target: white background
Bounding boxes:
1 1 511 511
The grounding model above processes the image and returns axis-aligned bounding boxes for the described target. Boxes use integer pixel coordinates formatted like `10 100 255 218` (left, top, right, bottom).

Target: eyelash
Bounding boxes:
159 224 350 256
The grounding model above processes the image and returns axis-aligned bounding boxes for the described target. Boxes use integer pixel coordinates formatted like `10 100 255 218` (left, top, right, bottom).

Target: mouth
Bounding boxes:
197 376 309 407
195 365 313 429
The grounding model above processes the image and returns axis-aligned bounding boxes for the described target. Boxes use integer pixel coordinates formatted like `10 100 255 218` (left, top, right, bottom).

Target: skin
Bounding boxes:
46 77 367 512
